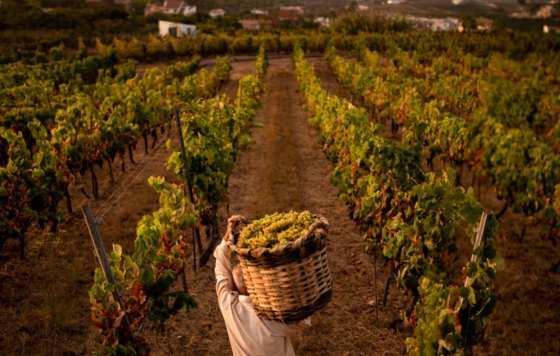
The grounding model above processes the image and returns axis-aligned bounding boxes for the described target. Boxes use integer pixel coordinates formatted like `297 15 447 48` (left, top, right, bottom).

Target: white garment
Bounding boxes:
214 240 296 356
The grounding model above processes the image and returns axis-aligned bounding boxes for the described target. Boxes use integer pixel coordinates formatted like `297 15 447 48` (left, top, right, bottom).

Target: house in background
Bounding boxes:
314 17 331 28
432 18 460 31
406 16 461 31
159 20 197 37
240 19 260 31
209 8 226 18
277 6 304 22
536 5 559 19
251 9 269 16
476 17 493 31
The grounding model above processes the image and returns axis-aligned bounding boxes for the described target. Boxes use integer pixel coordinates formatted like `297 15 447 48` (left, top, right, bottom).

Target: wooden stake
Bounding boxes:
383 263 394 306
461 212 489 349
191 226 198 273
464 212 489 287
174 109 191 197
373 253 379 322
82 206 131 331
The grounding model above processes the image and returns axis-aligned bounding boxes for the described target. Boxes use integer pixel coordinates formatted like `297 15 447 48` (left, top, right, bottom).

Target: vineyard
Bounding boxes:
1 28 559 356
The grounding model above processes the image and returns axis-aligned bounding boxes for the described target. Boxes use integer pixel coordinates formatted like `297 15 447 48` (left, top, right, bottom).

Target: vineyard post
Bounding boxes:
81 206 132 333
174 109 200 272
382 264 394 306
466 212 489 285
462 211 489 347
174 109 194 203
373 253 379 321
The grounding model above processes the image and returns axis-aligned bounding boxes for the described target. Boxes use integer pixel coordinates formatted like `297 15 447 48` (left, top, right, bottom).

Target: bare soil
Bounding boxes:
0 55 558 356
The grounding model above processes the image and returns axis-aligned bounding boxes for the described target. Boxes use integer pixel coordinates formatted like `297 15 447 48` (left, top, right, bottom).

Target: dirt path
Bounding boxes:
147 57 407 355
229 57 407 355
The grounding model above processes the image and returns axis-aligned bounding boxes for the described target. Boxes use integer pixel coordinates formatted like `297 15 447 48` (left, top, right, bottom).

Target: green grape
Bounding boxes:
237 211 315 249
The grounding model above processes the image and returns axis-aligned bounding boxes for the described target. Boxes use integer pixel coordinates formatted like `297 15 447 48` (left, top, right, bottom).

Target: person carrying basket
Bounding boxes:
214 238 303 356
214 213 331 356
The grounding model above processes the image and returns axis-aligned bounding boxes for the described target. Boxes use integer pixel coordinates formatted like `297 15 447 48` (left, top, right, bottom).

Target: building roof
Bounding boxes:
251 8 269 15
209 8 226 16
240 19 260 28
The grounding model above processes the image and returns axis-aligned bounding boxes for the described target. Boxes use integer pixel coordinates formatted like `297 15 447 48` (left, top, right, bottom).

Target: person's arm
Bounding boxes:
214 239 236 306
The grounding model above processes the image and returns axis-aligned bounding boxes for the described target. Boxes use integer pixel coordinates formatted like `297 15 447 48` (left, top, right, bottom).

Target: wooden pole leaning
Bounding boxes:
460 211 489 347
465 211 489 288
81 205 132 332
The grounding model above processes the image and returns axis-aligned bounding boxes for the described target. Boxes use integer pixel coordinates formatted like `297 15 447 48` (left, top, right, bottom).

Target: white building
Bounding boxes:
251 8 269 16
314 17 331 27
159 21 197 37
406 16 461 31
209 8 226 18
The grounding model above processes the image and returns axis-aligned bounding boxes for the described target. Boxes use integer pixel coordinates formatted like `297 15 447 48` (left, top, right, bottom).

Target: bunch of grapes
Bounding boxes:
237 211 315 249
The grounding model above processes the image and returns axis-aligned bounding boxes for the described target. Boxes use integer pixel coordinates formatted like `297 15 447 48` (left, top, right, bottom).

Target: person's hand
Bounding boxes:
225 215 247 245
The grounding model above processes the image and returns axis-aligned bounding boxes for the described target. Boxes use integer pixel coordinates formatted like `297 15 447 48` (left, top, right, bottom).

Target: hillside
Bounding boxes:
188 0 524 17
189 0 347 15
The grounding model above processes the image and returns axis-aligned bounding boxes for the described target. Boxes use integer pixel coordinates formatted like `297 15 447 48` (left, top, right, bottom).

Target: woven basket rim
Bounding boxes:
225 213 329 260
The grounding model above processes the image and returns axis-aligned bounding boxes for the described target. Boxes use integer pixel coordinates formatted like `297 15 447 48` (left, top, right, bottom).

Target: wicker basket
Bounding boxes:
225 214 332 323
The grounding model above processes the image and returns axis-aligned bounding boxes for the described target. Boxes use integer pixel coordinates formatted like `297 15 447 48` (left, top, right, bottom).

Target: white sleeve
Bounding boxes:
214 240 236 307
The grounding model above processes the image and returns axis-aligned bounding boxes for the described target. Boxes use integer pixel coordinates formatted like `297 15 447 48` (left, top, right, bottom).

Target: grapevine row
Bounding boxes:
293 46 497 355
325 48 560 237
0 56 229 258
356 46 560 143
88 45 269 354
6 26 559 67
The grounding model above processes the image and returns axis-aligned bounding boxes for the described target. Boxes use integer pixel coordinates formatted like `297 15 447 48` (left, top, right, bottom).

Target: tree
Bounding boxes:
461 16 476 31
130 0 149 16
